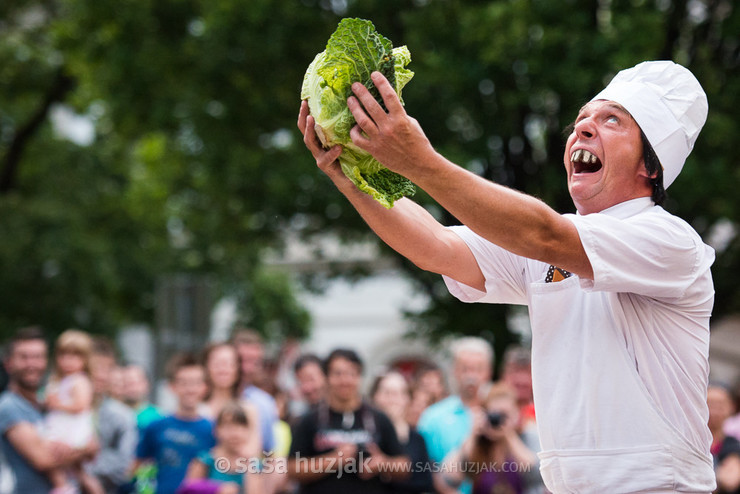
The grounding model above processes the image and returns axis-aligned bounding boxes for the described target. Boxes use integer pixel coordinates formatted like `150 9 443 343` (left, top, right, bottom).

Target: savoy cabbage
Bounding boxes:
301 18 416 208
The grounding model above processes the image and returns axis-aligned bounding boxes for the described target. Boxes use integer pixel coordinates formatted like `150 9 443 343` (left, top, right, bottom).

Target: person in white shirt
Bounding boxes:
298 60 715 493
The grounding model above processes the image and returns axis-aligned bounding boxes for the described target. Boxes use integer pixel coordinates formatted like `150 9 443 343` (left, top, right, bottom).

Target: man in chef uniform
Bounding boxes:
298 60 715 492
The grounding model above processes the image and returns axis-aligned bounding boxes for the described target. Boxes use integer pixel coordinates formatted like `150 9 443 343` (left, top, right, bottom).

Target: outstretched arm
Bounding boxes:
346 72 593 280
298 101 485 290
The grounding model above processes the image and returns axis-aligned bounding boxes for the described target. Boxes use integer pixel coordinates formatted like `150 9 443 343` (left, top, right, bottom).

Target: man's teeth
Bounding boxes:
571 149 597 164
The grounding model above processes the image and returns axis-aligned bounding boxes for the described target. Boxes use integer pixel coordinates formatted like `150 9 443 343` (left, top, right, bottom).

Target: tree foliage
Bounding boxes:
1 0 738 359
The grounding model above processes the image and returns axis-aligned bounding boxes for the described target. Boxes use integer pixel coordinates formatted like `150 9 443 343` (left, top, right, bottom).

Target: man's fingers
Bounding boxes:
349 124 371 149
320 145 342 167
303 115 322 151
371 71 405 115
351 82 387 125
304 115 342 166
347 94 379 136
347 72 407 145
298 100 309 135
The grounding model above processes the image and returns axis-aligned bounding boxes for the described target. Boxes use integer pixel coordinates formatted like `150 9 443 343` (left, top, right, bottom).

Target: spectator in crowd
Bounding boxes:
413 363 448 405
180 401 263 494
708 382 740 494
417 337 493 494
135 352 215 494
199 342 262 458
86 336 139 493
109 364 127 403
288 348 410 493
44 329 103 494
405 385 433 429
441 383 539 494
292 353 326 416
231 329 279 455
0 326 98 494
370 370 434 494
500 346 536 431
122 363 163 432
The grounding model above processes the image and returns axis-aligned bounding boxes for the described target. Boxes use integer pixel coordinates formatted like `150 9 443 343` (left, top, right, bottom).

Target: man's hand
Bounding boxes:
297 100 344 182
49 441 74 464
49 437 99 467
82 437 100 461
347 72 435 180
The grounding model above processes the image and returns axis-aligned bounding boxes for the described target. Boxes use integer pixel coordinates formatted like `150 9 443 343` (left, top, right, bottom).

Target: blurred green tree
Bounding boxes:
1 0 738 363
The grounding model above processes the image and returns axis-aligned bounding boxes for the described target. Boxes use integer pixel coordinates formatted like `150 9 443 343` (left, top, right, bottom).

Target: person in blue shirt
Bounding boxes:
134 352 215 494
416 337 493 494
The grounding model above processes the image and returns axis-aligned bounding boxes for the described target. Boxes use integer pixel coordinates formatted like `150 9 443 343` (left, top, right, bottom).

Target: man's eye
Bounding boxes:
606 115 619 123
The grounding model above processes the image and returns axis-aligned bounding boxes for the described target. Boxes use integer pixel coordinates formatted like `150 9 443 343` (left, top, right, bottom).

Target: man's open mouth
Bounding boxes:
571 149 602 173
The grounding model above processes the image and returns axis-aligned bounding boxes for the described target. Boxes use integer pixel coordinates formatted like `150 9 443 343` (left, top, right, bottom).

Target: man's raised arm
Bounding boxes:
298 100 485 291
345 72 593 280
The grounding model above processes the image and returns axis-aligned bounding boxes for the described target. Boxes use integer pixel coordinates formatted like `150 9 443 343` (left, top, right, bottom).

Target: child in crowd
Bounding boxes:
134 353 215 494
179 401 263 494
44 329 103 494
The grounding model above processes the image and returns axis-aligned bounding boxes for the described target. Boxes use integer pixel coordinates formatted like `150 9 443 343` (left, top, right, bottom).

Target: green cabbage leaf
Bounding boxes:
301 18 415 209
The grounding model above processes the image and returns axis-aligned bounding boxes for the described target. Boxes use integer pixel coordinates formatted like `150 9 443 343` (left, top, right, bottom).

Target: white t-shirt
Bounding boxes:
444 197 716 493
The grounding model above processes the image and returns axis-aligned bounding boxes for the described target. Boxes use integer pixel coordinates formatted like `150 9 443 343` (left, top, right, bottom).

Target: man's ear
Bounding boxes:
637 157 658 179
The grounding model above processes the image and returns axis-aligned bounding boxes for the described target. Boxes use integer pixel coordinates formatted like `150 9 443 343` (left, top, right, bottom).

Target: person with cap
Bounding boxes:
297 60 715 493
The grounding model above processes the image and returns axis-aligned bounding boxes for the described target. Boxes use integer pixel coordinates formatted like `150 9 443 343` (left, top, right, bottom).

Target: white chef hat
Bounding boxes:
591 60 708 188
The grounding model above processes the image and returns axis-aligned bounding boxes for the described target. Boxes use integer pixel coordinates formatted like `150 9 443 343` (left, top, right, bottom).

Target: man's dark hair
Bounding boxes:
165 352 203 382
5 326 46 357
323 348 363 375
641 129 666 205
294 353 324 375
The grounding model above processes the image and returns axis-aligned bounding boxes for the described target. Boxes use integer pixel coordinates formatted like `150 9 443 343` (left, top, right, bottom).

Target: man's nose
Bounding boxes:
574 118 594 139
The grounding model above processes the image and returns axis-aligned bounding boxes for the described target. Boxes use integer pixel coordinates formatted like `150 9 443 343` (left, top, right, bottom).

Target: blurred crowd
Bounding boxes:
1 326 739 494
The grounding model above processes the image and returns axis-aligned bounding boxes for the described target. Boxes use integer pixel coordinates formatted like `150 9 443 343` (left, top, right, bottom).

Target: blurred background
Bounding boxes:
1 0 739 389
